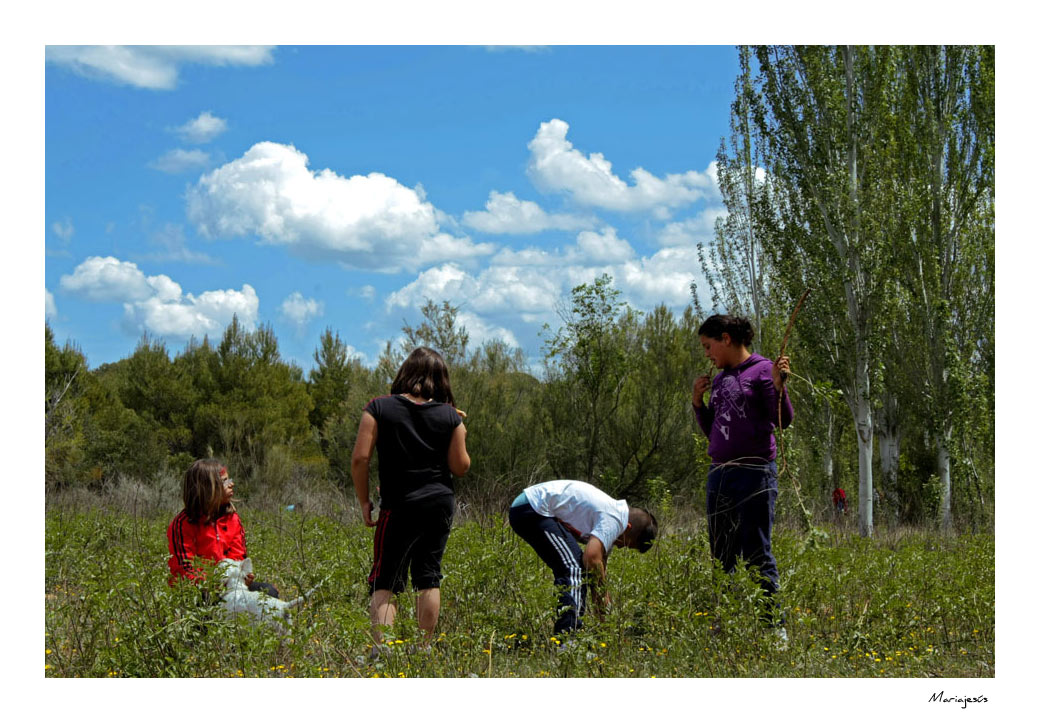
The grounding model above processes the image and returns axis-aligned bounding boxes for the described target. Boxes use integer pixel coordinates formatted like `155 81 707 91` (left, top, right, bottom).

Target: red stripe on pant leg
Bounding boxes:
368 509 392 584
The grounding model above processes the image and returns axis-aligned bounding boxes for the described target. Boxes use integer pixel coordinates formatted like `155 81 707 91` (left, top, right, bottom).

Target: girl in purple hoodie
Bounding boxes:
692 315 792 634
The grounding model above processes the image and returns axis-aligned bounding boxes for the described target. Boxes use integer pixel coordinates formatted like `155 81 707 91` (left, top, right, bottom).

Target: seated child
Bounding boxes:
167 458 278 598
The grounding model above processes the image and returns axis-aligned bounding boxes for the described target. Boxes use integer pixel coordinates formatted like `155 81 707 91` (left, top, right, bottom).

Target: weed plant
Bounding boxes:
45 500 993 678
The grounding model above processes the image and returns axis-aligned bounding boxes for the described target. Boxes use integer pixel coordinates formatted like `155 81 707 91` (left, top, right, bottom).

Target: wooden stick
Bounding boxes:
774 286 825 546
777 286 811 382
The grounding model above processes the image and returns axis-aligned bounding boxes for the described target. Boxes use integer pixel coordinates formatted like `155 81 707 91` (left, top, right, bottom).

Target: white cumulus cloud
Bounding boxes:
573 227 635 264
387 262 554 320
456 310 520 349
46 289 57 319
614 246 706 309
59 256 181 303
186 142 493 272
491 226 635 267
387 263 570 357
658 206 729 247
280 291 324 332
125 286 259 339
462 191 594 234
46 46 275 90
390 227 638 316
150 149 211 174
387 225 705 348
59 256 258 339
173 111 228 144
527 118 720 214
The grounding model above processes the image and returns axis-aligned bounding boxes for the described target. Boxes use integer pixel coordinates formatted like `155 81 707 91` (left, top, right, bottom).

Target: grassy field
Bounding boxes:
44 496 994 679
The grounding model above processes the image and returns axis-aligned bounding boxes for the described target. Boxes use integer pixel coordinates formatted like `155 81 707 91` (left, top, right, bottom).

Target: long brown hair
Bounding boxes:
390 347 456 406
182 458 232 523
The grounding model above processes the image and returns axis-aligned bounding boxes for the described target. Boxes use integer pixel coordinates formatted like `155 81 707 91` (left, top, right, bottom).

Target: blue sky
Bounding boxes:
45 45 739 371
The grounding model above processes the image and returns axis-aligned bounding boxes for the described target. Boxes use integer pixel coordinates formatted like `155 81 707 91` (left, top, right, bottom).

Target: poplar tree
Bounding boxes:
703 46 774 345
748 45 900 536
893 45 994 529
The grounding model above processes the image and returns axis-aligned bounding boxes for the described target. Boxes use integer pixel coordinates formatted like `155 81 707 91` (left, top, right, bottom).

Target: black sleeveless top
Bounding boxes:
363 395 462 508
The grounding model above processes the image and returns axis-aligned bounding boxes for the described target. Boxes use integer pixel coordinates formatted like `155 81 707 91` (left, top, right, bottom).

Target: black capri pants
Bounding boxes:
368 494 455 594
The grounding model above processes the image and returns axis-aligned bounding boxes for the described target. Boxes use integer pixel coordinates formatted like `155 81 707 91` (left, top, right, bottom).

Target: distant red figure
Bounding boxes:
832 487 847 515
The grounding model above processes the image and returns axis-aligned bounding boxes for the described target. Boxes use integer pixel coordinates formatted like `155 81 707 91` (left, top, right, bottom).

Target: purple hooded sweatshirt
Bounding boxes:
693 353 794 464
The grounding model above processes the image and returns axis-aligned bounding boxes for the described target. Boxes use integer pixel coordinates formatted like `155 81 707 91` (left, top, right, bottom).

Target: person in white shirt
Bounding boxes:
508 479 657 634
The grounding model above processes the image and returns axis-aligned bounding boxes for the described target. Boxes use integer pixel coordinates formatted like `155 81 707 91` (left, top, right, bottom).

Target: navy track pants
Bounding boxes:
508 501 587 634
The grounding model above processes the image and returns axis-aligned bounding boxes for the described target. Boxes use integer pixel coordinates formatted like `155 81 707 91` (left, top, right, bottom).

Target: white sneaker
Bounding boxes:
772 627 789 651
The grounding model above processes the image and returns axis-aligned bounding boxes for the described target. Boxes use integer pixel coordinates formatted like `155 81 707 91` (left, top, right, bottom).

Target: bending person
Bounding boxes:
508 479 657 634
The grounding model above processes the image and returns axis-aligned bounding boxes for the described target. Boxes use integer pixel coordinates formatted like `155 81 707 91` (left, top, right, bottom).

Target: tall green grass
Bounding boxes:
45 501 993 678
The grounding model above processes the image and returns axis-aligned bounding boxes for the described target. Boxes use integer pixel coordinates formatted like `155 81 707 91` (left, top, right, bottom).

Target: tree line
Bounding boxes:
45 46 993 535
701 45 993 535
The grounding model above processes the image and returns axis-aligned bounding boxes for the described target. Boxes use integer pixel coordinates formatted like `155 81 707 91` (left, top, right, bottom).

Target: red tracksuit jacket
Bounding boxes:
167 508 247 584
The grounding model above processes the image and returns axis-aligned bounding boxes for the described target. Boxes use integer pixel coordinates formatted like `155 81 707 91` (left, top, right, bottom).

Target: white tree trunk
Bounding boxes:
878 434 899 489
823 443 832 488
818 399 834 488
849 352 874 537
876 395 901 522
938 426 953 531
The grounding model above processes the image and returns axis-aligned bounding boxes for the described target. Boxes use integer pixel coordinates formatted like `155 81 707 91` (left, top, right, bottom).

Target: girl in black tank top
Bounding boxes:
350 347 470 651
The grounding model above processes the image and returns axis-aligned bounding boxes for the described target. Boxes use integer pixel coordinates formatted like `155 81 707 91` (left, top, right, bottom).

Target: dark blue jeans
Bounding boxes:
706 461 782 623
508 501 587 634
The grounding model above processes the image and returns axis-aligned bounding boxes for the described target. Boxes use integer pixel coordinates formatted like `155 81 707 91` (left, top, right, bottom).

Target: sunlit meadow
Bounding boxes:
45 480 993 678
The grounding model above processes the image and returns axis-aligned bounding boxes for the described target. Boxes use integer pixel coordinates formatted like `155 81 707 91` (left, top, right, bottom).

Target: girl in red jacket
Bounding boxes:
167 458 278 598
